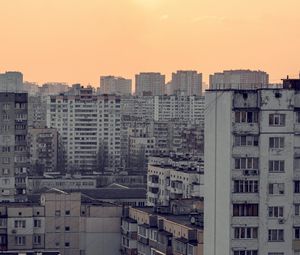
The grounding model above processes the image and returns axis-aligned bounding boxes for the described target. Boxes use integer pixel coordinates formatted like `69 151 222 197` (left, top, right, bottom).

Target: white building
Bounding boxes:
46 87 121 172
147 155 204 206
171 70 202 96
135 72 165 96
100 76 132 95
154 95 205 124
209 69 269 90
204 79 300 255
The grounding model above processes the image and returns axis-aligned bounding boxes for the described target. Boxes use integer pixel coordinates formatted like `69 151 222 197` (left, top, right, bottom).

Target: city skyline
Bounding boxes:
0 0 300 85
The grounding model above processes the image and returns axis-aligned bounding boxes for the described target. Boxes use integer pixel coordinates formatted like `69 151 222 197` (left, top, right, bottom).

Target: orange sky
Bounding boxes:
0 0 299 87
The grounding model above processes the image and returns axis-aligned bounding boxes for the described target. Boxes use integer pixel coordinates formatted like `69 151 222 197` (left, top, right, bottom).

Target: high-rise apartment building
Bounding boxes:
153 95 205 124
0 72 23 93
28 95 47 128
46 87 121 173
100 76 132 95
0 93 29 202
28 127 64 173
209 69 269 90
204 78 300 255
135 72 165 96
171 70 202 96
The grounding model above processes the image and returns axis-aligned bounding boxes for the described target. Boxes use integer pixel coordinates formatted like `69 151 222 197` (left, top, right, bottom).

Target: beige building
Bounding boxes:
0 189 122 255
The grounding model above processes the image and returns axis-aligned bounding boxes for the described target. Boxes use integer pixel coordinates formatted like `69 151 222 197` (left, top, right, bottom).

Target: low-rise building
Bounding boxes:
121 199 204 255
0 189 122 255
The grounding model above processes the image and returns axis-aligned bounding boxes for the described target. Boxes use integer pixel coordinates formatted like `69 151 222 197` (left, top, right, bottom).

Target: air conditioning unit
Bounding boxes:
278 218 285 224
11 229 16 234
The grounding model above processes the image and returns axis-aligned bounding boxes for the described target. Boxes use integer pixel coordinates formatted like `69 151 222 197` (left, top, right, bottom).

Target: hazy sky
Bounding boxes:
0 0 299 86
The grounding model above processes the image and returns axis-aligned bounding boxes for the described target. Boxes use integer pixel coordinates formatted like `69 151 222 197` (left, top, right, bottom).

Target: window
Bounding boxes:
234 227 258 239
234 251 258 255
65 226 70 231
296 112 300 123
269 183 285 195
15 236 26 246
33 234 41 245
268 206 284 217
14 220 26 228
269 160 285 172
295 181 300 193
269 114 286 126
234 135 259 147
233 204 259 217
268 253 284 255
269 137 284 149
295 227 300 239
233 180 259 193
55 210 61 216
2 157 10 164
65 210 70 216
295 204 300 216
234 157 259 170
34 219 41 228
65 242 70 247
268 229 284 241
235 111 258 123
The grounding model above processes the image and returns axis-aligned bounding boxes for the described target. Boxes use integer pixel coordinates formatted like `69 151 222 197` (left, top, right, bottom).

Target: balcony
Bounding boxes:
295 147 300 158
191 184 201 197
148 181 160 189
231 217 259 225
231 193 259 203
137 235 149 245
120 247 138 255
232 123 259 134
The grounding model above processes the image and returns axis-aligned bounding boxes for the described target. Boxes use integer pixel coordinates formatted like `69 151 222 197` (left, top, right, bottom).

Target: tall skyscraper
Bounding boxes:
171 70 202 95
135 72 165 96
0 71 23 92
0 93 28 202
99 76 132 95
204 79 300 255
209 69 269 90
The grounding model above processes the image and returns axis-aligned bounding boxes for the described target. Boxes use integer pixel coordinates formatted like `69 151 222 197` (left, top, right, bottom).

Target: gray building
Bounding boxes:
135 72 165 96
171 70 202 96
0 93 29 202
0 71 23 93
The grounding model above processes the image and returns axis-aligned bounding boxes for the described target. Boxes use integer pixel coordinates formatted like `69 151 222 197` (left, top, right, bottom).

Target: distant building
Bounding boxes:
209 69 269 89
171 70 202 96
47 87 121 172
121 199 204 255
39 82 69 95
28 128 64 173
135 72 165 96
28 175 97 192
100 76 132 95
0 71 23 92
28 95 47 128
0 92 29 202
147 155 204 206
129 136 156 171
